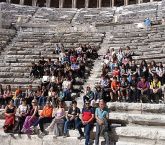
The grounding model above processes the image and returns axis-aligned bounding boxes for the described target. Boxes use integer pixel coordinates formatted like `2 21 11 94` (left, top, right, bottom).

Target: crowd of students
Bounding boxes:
84 46 165 104
1 44 165 145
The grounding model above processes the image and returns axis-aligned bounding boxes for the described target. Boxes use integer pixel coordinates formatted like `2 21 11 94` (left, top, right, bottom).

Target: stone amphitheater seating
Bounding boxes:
0 29 104 90
0 1 165 145
0 28 16 51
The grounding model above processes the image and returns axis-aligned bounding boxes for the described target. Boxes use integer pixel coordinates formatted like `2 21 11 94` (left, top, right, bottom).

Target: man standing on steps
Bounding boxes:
77 100 95 145
95 99 110 145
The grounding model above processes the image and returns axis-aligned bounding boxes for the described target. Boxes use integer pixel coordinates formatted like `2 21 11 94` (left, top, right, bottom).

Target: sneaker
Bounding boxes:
53 135 57 139
63 133 70 138
77 135 85 140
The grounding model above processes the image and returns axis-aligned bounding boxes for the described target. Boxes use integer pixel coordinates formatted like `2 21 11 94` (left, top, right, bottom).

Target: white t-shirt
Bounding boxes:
42 75 50 83
62 80 71 90
19 105 28 114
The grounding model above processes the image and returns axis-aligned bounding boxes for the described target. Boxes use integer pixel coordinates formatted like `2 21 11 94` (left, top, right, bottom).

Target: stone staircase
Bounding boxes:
0 27 104 90
100 23 165 64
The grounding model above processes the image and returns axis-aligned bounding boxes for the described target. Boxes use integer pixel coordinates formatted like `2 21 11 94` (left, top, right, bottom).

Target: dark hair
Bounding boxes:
72 100 77 105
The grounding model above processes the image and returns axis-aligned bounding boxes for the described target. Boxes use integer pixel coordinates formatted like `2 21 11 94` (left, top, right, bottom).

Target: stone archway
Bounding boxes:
114 0 124 6
63 0 72 8
50 0 59 8
102 0 110 7
77 0 85 8
24 0 32 6
89 0 97 8
10 0 20 4
37 0 46 7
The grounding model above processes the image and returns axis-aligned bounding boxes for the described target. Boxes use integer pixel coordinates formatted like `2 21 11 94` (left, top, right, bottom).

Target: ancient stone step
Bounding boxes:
107 102 165 114
110 112 165 126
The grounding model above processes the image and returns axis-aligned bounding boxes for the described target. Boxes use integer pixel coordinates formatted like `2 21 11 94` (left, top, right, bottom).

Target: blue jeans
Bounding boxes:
38 96 46 108
77 122 93 145
63 118 80 134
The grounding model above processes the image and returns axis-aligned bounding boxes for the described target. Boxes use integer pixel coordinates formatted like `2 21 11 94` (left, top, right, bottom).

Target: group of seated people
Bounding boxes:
82 46 164 104
4 98 110 145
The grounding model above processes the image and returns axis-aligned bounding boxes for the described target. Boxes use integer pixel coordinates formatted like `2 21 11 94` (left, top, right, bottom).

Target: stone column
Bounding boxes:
46 0 51 7
124 0 128 5
98 0 102 8
111 0 114 7
7 0 11 3
59 0 64 8
150 0 153 2
72 0 77 8
85 0 89 8
138 0 142 3
32 0 37 6
19 0 24 4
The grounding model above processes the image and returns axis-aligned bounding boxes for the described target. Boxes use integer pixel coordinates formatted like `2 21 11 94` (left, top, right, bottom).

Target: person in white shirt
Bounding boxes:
42 72 50 88
14 99 29 134
62 77 72 101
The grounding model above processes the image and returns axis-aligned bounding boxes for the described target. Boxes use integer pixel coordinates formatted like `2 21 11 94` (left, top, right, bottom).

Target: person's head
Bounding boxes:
57 99 63 108
99 99 106 110
6 85 11 91
141 76 146 82
46 101 51 107
21 98 27 106
131 73 136 80
86 86 91 92
126 46 130 51
85 100 90 108
31 99 37 106
113 76 117 82
9 99 14 106
114 65 118 70
159 62 163 67
151 60 156 67
28 85 32 90
140 60 147 67
122 75 127 81
118 48 122 52
72 100 77 108
153 76 159 83
41 57 44 60
131 60 135 65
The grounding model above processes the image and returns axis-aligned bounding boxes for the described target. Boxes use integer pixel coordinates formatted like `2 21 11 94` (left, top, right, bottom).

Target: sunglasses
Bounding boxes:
85 103 90 105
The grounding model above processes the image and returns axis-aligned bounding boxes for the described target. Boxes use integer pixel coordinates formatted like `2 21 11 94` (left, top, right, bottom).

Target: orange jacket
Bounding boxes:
40 106 53 118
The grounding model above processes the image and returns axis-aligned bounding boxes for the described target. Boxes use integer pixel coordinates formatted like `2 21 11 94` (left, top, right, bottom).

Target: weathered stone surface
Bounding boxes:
107 102 165 114
110 112 165 126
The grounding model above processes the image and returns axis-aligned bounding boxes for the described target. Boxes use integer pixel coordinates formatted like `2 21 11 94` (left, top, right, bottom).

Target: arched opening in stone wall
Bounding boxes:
77 0 85 8
37 0 46 7
50 0 59 8
89 0 97 8
63 0 72 8
102 0 110 7
128 0 137 4
10 0 20 4
24 0 32 6
114 0 124 6
143 0 150 3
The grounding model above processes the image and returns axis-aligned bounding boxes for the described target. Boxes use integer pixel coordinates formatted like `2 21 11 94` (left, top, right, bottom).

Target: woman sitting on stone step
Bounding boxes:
45 99 66 138
21 99 39 134
3 99 16 133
